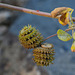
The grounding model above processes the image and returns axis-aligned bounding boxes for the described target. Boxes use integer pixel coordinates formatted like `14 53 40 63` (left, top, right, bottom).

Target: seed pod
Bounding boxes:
33 43 55 66
58 12 69 26
19 25 43 49
51 7 72 18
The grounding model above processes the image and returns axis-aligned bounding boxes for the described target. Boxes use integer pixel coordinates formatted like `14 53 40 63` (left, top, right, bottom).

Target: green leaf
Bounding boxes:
57 29 72 41
73 32 75 39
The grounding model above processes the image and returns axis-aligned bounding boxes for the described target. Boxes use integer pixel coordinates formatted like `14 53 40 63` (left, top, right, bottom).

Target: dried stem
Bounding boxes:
0 3 75 21
44 27 75 41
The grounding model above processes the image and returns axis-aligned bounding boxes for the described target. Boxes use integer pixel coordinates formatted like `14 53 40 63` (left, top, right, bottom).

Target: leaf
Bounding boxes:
73 32 75 39
51 7 73 18
57 29 72 41
71 40 75 52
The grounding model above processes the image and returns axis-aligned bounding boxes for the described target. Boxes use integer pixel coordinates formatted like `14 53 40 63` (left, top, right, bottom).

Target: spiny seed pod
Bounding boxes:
33 43 55 66
19 25 43 49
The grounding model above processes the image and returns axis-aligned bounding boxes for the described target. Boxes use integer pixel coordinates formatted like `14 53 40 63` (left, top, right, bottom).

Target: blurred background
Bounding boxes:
0 0 75 75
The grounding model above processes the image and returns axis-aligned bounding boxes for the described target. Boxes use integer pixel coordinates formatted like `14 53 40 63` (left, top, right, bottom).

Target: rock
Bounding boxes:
0 26 7 35
20 66 41 75
0 11 12 23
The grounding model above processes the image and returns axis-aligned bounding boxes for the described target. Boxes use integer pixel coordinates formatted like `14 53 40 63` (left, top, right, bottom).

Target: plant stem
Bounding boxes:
0 3 53 18
44 27 75 41
65 27 75 31
0 3 75 21
43 34 57 41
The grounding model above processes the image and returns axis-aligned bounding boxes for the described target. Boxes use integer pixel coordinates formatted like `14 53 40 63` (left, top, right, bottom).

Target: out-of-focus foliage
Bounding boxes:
71 40 75 52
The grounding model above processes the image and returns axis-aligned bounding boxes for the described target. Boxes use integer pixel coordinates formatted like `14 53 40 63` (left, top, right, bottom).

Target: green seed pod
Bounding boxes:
33 43 55 66
19 25 43 49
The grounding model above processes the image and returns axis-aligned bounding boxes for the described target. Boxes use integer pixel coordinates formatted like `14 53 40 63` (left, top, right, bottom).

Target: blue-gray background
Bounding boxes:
10 0 75 75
